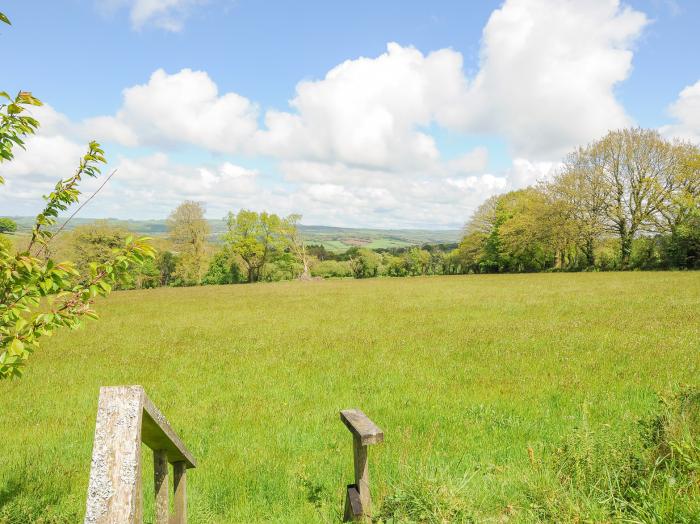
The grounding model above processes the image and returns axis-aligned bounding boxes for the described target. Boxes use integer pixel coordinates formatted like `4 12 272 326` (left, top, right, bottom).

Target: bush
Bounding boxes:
203 249 242 285
0 217 16 234
310 260 352 278
349 248 381 278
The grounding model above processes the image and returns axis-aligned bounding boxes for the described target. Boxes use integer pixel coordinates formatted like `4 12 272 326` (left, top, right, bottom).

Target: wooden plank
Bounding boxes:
142 393 197 468
171 462 187 524
154 450 169 524
340 409 384 446
84 386 144 524
343 484 363 522
352 435 371 512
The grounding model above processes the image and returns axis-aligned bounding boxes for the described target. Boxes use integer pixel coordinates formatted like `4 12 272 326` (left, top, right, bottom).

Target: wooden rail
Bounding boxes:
340 409 384 521
84 386 196 524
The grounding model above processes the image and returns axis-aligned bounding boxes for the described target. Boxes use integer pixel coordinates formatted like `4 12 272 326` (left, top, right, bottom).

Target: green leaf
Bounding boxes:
8 338 24 356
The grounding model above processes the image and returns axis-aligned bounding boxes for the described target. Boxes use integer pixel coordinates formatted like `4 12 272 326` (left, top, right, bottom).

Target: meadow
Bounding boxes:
1 272 699 522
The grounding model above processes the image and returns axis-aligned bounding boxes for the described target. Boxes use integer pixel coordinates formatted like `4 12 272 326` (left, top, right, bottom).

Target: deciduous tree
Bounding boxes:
224 209 286 283
167 201 210 285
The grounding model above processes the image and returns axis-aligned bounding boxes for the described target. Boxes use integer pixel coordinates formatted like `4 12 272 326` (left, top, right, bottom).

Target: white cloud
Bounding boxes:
85 69 259 153
103 154 259 217
100 0 205 31
90 1 648 166
448 0 648 160
660 80 700 143
257 43 469 170
3 0 657 227
506 158 561 188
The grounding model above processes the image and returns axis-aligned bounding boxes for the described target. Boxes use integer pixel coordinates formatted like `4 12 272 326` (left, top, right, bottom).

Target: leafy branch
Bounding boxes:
0 10 155 379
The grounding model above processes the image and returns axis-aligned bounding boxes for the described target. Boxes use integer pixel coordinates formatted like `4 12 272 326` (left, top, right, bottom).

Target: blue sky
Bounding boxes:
1 0 699 227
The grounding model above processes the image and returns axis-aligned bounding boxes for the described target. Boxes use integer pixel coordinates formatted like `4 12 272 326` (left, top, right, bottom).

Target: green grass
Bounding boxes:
1 272 699 522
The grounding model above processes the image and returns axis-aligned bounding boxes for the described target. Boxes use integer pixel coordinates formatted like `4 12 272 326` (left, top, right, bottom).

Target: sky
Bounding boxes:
1 0 699 228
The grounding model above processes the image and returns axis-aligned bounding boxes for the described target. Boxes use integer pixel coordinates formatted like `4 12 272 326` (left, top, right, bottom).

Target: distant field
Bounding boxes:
4 216 461 251
0 273 698 522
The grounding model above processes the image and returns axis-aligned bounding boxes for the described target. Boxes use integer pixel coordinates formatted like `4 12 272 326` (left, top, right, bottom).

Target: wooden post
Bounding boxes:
340 409 384 522
84 386 145 524
154 450 169 524
84 386 197 524
172 462 187 524
352 435 371 511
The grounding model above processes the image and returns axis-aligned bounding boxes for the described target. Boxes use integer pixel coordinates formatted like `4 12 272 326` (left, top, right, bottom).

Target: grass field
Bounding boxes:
1 272 699 522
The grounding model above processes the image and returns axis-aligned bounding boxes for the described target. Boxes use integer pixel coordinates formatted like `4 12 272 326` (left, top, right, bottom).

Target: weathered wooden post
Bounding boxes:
340 408 384 522
84 386 196 524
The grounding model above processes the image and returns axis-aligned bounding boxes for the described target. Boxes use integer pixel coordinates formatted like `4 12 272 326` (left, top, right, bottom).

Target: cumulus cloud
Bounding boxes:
88 1 649 166
100 0 205 31
506 158 561 188
257 43 469 170
83 69 259 153
103 154 259 216
3 0 657 227
450 0 648 160
660 80 700 143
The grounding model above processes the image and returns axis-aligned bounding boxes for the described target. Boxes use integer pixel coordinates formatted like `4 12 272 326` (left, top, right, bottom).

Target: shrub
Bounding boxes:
310 260 352 278
0 217 16 234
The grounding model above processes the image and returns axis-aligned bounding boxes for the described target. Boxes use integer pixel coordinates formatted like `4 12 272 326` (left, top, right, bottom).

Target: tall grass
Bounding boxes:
0 272 698 522
527 386 700 523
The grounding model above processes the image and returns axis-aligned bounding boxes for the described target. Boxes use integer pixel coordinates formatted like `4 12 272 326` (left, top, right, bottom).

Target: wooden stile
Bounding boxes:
84 386 196 524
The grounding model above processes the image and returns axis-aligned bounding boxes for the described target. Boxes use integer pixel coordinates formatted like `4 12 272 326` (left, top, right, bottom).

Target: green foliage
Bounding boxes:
0 137 155 378
203 248 242 285
347 248 381 278
224 209 297 282
167 201 210 286
156 250 177 286
459 130 699 273
67 222 130 275
0 15 154 379
0 217 16 234
0 90 42 179
309 259 352 278
0 232 154 379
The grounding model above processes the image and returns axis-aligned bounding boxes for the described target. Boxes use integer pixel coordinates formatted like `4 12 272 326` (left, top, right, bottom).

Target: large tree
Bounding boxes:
167 201 210 285
224 209 286 283
579 129 682 267
549 150 609 267
655 144 700 268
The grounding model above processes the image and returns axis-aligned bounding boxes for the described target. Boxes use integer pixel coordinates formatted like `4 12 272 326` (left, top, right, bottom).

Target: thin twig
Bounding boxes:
39 169 118 256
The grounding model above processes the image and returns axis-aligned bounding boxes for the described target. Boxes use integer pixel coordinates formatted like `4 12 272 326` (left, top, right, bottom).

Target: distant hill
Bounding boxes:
5 217 461 252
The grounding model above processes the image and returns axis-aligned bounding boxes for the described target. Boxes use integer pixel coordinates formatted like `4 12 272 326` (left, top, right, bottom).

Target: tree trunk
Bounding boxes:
584 238 595 268
619 226 632 269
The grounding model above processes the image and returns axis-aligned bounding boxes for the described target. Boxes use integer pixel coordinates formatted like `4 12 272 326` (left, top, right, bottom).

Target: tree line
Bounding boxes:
459 128 699 272
4 127 695 293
